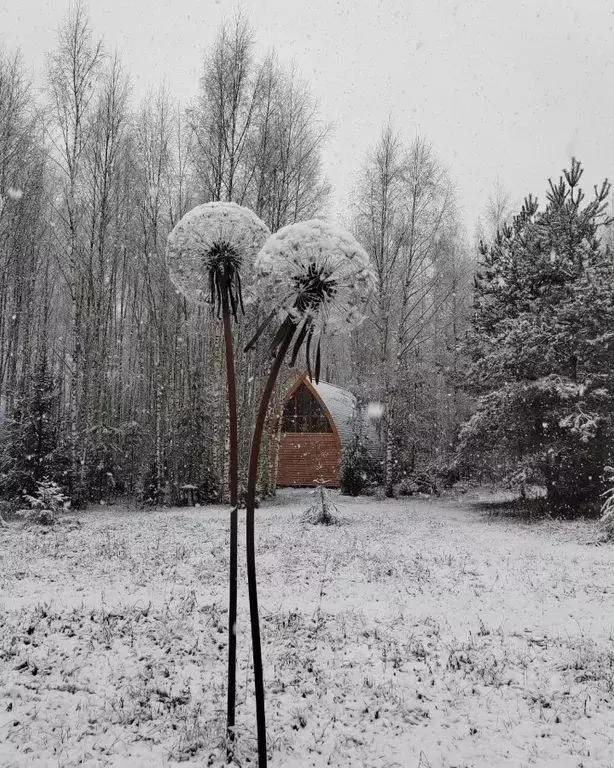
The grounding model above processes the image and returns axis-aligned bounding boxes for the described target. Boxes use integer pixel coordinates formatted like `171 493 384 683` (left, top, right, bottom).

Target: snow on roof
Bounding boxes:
283 373 380 454
309 378 357 447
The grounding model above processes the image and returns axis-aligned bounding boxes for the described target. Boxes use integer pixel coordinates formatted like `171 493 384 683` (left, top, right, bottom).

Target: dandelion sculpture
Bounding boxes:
167 201 270 758
244 220 376 766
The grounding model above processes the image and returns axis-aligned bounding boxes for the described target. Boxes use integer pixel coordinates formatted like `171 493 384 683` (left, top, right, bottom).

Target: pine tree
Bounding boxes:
0 356 66 497
459 160 614 515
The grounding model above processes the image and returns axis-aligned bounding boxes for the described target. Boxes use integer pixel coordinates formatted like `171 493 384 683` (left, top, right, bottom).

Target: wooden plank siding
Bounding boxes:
276 432 341 487
272 373 355 489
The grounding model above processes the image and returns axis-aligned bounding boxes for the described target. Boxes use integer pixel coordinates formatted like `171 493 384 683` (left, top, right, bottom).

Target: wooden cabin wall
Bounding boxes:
276 433 340 487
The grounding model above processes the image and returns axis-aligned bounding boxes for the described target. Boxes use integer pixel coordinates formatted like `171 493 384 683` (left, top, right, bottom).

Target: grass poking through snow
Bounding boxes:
0 492 612 767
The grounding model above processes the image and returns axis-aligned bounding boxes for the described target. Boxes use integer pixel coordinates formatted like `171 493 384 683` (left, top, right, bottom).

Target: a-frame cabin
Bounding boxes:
275 373 357 488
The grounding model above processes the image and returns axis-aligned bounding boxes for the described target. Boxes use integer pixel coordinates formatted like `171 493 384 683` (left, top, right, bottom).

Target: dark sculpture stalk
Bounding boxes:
221 267 239 761
245 325 296 767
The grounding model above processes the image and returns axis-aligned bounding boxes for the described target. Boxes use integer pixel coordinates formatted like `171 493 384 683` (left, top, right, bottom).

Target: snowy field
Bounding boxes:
1 491 613 768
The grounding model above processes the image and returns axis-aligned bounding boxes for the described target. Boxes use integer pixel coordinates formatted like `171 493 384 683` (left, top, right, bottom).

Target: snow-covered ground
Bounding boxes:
1 491 612 767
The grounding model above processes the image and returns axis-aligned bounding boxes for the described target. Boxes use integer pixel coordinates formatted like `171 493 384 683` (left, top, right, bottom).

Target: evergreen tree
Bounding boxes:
459 160 614 514
0 355 66 497
340 432 382 496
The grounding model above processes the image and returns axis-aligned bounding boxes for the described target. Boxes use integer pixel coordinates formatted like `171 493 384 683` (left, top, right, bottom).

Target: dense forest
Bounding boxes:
1 3 612 515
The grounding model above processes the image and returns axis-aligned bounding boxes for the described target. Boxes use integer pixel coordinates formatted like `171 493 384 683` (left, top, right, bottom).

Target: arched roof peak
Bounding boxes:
283 372 357 448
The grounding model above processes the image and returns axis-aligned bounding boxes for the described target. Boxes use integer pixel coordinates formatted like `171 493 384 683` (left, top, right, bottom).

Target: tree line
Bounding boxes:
1 2 611 514
0 5 334 506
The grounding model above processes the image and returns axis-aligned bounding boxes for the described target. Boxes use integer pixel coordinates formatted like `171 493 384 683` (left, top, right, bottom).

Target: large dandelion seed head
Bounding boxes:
166 201 270 306
254 219 376 335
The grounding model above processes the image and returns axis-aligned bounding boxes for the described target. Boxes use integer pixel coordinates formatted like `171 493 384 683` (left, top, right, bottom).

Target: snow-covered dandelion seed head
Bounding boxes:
249 219 376 382
253 219 376 335
166 201 270 314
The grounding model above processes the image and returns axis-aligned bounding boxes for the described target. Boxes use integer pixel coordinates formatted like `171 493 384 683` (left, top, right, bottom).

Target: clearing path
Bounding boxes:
0 492 612 767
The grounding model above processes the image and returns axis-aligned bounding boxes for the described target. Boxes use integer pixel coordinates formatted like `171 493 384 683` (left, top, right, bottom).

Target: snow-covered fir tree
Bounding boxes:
0 354 66 497
459 159 614 514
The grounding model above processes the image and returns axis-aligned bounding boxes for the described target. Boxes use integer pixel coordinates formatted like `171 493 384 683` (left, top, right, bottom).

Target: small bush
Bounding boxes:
395 473 439 497
600 466 614 541
198 467 221 503
302 486 341 526
340 434 381 496
18 478 67 525
0 498 20 523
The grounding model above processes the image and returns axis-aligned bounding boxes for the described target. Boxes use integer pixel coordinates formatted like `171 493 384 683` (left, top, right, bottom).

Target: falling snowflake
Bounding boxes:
367 402 385 420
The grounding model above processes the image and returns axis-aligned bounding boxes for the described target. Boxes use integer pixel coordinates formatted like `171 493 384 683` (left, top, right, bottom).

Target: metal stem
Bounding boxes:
245 325 295 767
221 268 239 761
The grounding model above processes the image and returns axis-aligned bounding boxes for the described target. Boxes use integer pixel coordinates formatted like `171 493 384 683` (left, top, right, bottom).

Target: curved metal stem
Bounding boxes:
221 268 239 761
245 325 295 767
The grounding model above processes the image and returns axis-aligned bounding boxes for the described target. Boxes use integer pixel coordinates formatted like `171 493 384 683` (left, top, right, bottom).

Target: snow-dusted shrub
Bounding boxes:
0 499 19 523
0 357 66 499
601 466 614 540
340 434 381 496
19 478 67 525
302 485 341 526
395 473 439 497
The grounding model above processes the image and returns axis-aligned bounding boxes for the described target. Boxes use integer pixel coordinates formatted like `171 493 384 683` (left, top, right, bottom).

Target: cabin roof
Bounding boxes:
284 374 357 447
310 379 357 447
281 372 383 459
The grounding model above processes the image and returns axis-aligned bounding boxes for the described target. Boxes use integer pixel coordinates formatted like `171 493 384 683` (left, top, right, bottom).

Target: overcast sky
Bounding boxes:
3 0 613 237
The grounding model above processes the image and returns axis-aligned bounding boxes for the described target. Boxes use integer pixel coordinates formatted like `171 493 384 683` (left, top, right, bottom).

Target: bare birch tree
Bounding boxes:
47 0 105 505
353 125 464 492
